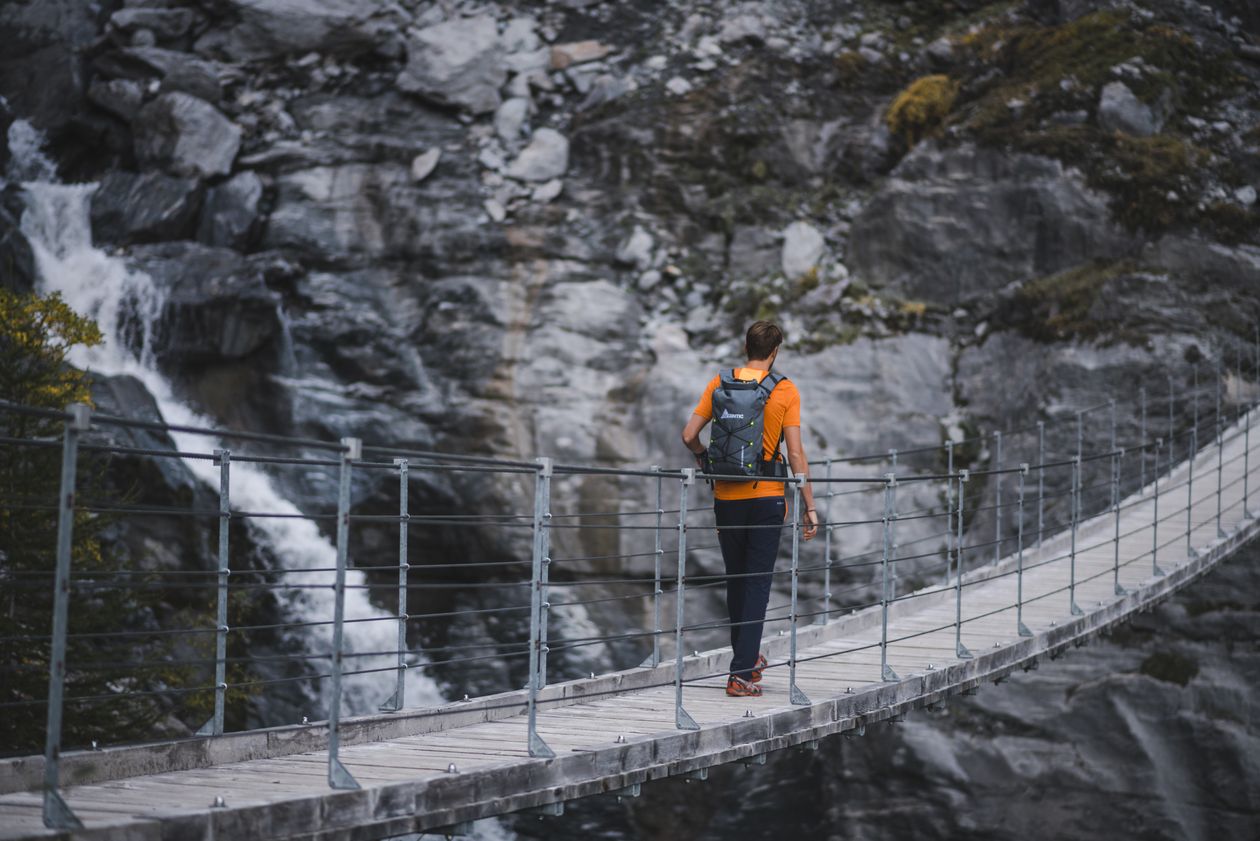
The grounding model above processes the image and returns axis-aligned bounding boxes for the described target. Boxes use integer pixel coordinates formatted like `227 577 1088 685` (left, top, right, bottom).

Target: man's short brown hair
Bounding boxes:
745 321 784 360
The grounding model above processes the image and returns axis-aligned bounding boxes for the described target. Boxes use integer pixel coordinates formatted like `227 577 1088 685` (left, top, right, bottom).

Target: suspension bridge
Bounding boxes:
0 371 1257 840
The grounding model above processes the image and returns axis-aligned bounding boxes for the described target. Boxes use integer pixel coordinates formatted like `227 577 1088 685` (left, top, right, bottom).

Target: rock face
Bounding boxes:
90 171 203 244
1098 80 1164 136
197 171 263 249
133 93 242 179
125 242 282 363
200 0 400 62
850 144 1138 305
395 16 505 114
505 128 569 181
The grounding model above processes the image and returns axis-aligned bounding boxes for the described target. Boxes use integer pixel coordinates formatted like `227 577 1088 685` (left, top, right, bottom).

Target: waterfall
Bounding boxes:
6 121 443 717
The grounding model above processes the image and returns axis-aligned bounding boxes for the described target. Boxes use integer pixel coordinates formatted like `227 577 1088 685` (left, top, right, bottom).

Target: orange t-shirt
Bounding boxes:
693 368 801 500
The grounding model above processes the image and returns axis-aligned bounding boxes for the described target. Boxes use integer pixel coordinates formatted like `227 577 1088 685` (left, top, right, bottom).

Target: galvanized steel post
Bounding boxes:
817 458 833 624
526 457 555 758
889 449 899 597
1068 457 1084 617
650 465 663 667
328 437 361 790
992 431 1002 565
1187 428 1199 559
1193 365 1200 446
538 469 553 689
1016 464 1031 637
674 469 699 730
880 474 899 682
789 474 810 704
945 441 955 577
1167 374 1176 465
42 404 89 830
1216 365 1227 539
1112 449 1127 597
954 470 972 660
197 449 230 736
1036 422 1045 548
380 458 409 712
1245 400 1255 520
1152 439 1165 577
1139 388 1147 489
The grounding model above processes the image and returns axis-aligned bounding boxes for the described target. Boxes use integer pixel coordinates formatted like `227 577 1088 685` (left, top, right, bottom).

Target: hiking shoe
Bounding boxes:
726 675 762 697
750 653 769 683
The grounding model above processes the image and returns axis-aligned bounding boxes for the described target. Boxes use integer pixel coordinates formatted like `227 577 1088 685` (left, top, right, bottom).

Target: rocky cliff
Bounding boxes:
1 0 1258 836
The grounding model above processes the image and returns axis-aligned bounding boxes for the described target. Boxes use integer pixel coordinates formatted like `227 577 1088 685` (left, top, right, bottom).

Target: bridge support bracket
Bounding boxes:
685 767 709 782
1016 620 1033 638
195 716 216 737
528 730 556 759
676 706 700 731
955 642 973 660
1113 583 1128 597
379 687 402 713
522 802 565 818
1069 600 1084 617
328 757 360 790
790 683 812 706
605 783 641 800
881 664 899 682
43 788 82 830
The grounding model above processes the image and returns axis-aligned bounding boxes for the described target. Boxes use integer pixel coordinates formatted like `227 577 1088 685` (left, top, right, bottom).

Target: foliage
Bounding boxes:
1001 260 1139 344
886 74 959 146
0 291 210 754
945 11 1249 239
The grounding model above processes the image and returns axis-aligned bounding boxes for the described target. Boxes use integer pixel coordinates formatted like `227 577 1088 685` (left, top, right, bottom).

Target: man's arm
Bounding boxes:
681 413 708 466
784 426 819 540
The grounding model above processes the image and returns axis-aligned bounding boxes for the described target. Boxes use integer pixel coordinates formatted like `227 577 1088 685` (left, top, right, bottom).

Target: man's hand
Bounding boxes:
802 507 820 541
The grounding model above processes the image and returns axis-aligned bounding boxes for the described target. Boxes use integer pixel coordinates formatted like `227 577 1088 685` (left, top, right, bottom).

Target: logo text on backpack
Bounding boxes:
719 409 746 420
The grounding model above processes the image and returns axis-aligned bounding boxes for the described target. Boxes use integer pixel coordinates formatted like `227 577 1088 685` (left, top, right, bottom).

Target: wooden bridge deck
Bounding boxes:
2 415 1257 840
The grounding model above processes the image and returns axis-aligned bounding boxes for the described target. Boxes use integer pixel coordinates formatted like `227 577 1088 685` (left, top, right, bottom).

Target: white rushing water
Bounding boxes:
7 121 443 717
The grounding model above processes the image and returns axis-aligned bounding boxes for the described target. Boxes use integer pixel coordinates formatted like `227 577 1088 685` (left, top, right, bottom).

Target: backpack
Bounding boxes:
705 370 787 478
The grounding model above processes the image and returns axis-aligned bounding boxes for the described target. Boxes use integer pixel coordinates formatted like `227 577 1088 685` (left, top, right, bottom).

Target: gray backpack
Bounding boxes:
705 370 787 478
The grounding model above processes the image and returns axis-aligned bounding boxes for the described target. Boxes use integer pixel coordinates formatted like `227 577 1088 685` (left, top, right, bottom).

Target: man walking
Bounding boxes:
681 321 819 697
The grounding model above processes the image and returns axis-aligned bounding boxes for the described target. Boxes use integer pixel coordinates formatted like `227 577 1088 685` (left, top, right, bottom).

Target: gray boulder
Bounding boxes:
95 47 223 103
396 16 505 114
133 92 241 178
125 242 282 362
90 170 204 244
197 171 264 250
108 8 197 44
505 128 569 182
198 0 401 62
850 144 1137 305
0 186 37 293
87 78 145 122
781 221 825 278
1097 81 1163 137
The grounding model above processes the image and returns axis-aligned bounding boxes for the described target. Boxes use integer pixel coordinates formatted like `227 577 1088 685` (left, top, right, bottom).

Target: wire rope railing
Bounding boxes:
4 346 1260 827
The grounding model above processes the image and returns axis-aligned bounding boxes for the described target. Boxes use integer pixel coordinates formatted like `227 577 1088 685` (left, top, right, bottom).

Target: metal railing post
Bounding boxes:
650 466 663 666
1216 366 1227 539
1112 449 1127 597
789 474 810 704
197 449 230 736
1140 388 1147 489
1187 428 1199 559
328 437 361 790
1036 422 1045 548
880 474 899 681
538 466 553 689
1152 439 1165 576
1109 398 1117 459
1076 410 1083 464
527 458 555 758
1168 374 1175 464
380 459 409 712
1245 400 1255 520
945 442 955 577
954 470 972 660
992 431 1002 565
1068 457 1083 616
674 469 699 730
42 404 89 830
817 458 833 623
888 449 899 597
1016 464 1031 637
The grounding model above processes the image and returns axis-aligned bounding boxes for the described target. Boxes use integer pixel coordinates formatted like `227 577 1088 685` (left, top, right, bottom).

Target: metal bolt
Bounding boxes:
212 796 226 808
744 709 754 718
926 664 935 671
301 716 308 725
615 734 626 743
447 763 458 774
692 650 700 657
589 672 595 680
844 686 854 694
462 694 470 702
993 642 1001 649
91 740 99 751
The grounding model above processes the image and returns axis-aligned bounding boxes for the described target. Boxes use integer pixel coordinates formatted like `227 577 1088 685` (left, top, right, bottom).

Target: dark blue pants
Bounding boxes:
715 496 784 679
